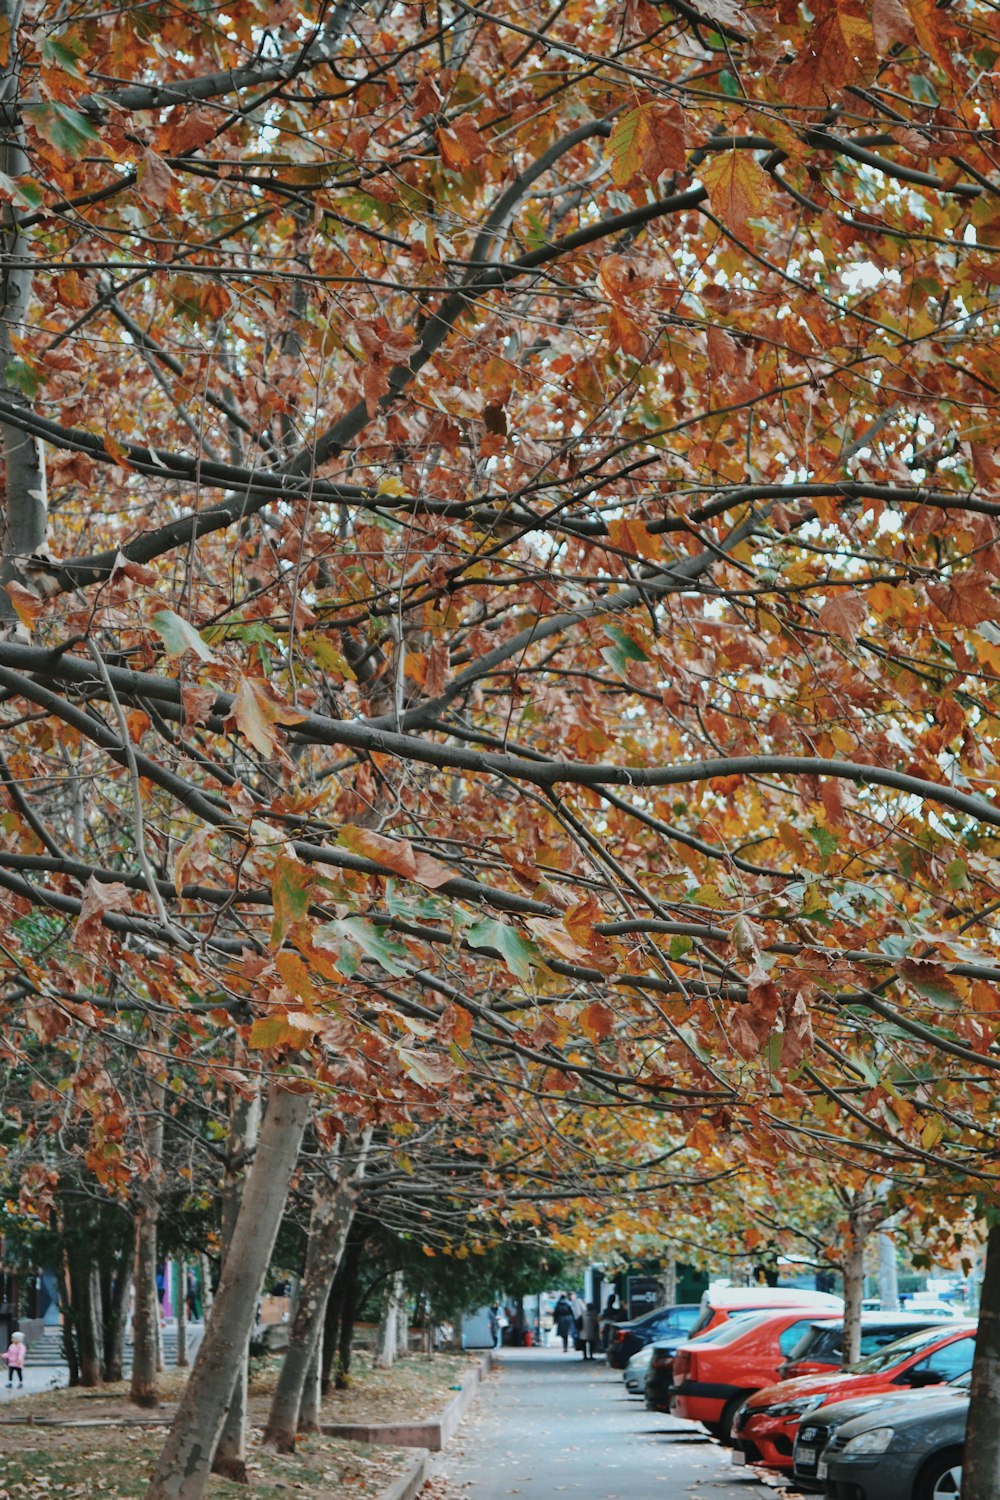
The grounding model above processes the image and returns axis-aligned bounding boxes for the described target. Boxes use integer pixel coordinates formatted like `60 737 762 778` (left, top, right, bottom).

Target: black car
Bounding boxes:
605 1303 700 1370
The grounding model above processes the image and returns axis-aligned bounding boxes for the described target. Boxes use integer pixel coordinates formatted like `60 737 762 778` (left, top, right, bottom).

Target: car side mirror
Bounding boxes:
904 1369 945 1387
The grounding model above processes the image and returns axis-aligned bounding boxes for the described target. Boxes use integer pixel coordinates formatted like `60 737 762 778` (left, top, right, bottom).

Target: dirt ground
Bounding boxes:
0 1352 476 1500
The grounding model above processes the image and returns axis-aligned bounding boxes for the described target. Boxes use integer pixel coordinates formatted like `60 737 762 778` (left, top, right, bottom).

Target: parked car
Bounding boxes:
778 1314 959 1381
644 1285 843 1408
791 1372 970 1492
605 1302 700 1370
669 1308 842 1441
623 1343 654 1394
821 1378 968 1498
731 1321 976 1474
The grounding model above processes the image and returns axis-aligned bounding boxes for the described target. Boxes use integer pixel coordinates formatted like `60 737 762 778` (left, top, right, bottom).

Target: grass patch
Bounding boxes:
0 1351 483 1498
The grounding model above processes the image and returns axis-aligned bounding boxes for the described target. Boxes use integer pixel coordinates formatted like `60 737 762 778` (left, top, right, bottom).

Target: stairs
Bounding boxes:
24 1321 205 1371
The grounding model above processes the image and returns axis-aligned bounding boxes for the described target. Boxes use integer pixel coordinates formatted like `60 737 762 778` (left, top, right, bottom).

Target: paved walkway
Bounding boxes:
432 1348 778 1500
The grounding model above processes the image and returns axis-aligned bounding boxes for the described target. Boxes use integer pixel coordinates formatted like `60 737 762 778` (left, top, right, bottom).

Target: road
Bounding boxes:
432 1347 784 1500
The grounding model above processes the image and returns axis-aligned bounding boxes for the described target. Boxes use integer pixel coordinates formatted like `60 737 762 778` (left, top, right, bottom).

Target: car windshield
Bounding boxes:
846 1326 967 1375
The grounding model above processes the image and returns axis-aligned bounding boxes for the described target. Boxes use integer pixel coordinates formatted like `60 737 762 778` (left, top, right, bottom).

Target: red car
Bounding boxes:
731 1320 977 1472
668 1309 841 1441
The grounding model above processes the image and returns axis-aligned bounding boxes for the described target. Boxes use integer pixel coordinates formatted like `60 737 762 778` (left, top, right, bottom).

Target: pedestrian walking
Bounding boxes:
552 1292 576 1353
580 1302 599 1360
4 1332 25 1387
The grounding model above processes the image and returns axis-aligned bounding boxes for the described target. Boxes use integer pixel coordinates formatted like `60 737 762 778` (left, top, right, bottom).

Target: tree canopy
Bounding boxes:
1 0 999 1310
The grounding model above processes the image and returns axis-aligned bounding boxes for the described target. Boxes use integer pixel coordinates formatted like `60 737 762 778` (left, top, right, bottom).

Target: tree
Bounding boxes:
1 2 1000 1494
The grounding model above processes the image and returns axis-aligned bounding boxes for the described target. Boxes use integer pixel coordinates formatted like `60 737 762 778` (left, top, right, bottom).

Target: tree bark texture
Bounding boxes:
60 1249 79 1386
102 1250 132 1383
374 1276 397 1370
963 1217 1000 1500
876 1230 899 1312
67 1255 103 1387
211 1074 262 1483
131 1092 165 1408
145 1085 310 1500
841 1187 871 1366
0 0 47 625
395 1275 409 1358
176 1259 188 1369
298 1341 322 1432
662 1254 677 1306
263 1126 371 1450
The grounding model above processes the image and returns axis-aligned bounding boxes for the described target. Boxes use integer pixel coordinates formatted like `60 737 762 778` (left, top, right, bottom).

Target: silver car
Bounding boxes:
820 1381 967 1499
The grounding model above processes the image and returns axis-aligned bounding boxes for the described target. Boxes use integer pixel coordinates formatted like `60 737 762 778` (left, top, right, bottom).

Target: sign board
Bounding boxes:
627 1275 660 1320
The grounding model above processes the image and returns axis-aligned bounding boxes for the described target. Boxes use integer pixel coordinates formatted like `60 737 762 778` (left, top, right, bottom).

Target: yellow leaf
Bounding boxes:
699 149 771 246
226 677 305 756
376 475 406 496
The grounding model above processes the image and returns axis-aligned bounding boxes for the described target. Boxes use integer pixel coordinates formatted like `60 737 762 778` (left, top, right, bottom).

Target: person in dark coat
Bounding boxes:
552 1293 576 1352
580 1301 599 1360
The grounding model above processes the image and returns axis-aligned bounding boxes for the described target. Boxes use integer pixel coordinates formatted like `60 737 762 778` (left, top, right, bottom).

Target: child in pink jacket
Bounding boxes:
5 1332 25 1386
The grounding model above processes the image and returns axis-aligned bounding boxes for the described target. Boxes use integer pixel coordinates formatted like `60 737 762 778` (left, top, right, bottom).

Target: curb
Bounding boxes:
369 1352 495 1500
322 1350 494 1453
381 1448 430 1500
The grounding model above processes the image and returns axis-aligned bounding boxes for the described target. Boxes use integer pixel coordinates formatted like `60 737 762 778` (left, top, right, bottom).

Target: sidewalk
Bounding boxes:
431 1346 768 1499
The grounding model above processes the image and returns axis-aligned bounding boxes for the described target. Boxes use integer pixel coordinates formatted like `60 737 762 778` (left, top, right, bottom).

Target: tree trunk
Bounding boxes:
374 1275 397 1370
67 1253 103 1386
877 1230 899 1311
263 1127 371 1451
200 1254 214 1322
0 0 48 631
103 1252 132 1383
394 1274 408 1358
60 1249 80 1387
212 1074 262 1484
841 1189 870 1365
131 1114 164 1403
145 1084 310 1500
131 1192 160 1404
321 1229 363 1392
963 1217 1000 1500
298 1340 322 1432
176 1259 188 1369
662 1254 677 1305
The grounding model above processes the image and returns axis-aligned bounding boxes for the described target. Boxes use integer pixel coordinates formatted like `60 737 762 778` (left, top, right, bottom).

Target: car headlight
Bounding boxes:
769 1393 828 1418
841 1427 895 1455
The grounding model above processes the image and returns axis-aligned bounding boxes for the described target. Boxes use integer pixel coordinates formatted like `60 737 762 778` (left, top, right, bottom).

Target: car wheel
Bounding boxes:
718 1394 748 1447
914 1448 963 1500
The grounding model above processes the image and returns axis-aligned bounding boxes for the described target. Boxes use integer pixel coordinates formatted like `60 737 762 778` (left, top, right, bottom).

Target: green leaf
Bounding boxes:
946 858 968 891
669 935 692 960
909 74 939 107
42 33 88 78
462 916 540 981
603 624 648 661
719 69 742 98
270 855 313 948
25 102 100 158
5 359 40 397
151 609 217 662
807 824 838 859
601 623 649 680
327 916 411 977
